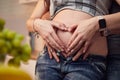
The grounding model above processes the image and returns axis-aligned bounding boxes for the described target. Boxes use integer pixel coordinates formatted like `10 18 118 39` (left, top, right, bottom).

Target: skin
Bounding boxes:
53 9 107 60
27 0 120 62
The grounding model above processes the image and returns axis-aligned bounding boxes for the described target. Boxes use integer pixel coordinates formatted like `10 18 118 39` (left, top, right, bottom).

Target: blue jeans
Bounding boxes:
35 47 106 80
106 34 120 80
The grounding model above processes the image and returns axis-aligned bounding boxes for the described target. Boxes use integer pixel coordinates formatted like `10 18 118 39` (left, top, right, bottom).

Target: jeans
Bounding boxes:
29 32 35 51
106 34 120 80
35 47 106 80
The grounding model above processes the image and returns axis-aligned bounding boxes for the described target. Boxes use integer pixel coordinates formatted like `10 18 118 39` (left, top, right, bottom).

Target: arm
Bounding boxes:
26 0 49 32
116 0 120 5
67 12 120 60
26 0 67 62
103 12 120 34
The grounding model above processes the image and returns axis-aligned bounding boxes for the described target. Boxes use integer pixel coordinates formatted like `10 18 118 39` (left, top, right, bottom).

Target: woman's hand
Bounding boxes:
34 19 67 51
47 44 60 62
66 17 99 60
47 43 67 62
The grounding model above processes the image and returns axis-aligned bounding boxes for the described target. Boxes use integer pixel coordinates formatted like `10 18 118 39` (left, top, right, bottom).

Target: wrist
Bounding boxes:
91 17 100 32
33 19 42 32
33 19 37 32
33 19 41 38
97 16 110 36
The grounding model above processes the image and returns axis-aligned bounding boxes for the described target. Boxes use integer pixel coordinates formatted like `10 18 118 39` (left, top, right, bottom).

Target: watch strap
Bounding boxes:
98 16 110 36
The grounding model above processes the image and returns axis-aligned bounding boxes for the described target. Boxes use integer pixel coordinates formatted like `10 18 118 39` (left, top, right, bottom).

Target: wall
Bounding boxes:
0 0 36 36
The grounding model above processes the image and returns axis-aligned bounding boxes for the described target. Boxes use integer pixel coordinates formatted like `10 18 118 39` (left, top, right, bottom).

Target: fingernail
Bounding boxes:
50 56 52 59
57 50 61 53
66 53 70 57
62 27 65 30
83 57 86 60
83 49 86 53
57 59 60 62
65 27 68 30
64 55 67 58
67 48 70 52
49 55 52 59
71 49 74 53
61 49 64 51
61 27 66 30
72 58 75 61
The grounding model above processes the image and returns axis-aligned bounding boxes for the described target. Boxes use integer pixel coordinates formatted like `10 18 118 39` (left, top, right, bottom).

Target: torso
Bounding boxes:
49 0 111 57
52 10 108 56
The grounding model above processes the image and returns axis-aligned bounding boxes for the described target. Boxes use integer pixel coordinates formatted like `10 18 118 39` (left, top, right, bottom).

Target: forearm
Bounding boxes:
93 12 120 34
116 0 120 5
104 12 120 34
30 0 49 19
26 0 49 32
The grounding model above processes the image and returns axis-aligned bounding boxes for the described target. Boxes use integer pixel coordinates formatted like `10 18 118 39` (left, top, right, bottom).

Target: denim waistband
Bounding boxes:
107 54 120 60
44 46 106 62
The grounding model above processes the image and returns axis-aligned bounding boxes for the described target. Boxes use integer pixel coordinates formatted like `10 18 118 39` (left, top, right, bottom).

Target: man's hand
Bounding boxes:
66 17 99 60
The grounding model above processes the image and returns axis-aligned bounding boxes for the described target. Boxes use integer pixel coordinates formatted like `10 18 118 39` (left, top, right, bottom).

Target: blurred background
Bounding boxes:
0 0 37 36
0 0 39 80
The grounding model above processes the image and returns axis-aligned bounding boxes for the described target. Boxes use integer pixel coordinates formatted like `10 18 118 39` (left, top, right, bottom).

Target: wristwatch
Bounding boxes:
98 16 110 36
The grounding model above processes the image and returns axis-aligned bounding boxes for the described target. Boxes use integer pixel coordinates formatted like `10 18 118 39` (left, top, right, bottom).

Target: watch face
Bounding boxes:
99 19 106 28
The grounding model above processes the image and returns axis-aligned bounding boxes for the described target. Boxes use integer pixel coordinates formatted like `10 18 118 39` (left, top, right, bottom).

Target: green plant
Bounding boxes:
0 18 31 67
0 18 5 31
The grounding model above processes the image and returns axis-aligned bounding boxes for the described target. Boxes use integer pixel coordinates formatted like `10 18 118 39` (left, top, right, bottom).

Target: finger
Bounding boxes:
61 51 67 58
51 32 65 50
83 52 89 60
49 36 63 51
51 21 68 30
72 39 85 53
45 35 62 51
68 24 77 32
46 43 60 62
46 44 53 59
47 47 53 59
72 48 83 61
67 33 78 51
83 41 91 53
67 39 85 57
83 41 91 60
67 35 82 53
52 50 60 62
43 29 64 51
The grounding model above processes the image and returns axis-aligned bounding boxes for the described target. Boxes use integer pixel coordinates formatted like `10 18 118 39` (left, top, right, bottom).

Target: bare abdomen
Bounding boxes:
53 9 108 56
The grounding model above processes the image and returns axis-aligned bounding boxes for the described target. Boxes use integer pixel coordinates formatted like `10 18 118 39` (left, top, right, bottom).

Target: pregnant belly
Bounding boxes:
52 9 107 56
53 10 92 46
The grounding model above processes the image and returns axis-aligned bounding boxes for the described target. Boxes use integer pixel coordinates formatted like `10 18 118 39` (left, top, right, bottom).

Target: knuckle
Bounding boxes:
42 36 46 40
51 44 56 48
57 23 61 27
42 37 46 40
76 32 79 36
49 30 53 35
50 43 54 46
44 33 50 38
78 31 82 34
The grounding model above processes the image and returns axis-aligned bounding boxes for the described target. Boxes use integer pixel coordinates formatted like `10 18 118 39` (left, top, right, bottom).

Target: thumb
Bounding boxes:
68 24 78 32
51 21 68 31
